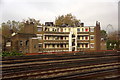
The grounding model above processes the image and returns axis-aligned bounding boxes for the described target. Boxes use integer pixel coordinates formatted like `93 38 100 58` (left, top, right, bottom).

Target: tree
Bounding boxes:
2 20 24 37
19 18 40 33
28 18 41 26
106 30 120 50
55 13 80 27
108 31 118 41
2 22 12 38
2 18 41 36
100 30 107 40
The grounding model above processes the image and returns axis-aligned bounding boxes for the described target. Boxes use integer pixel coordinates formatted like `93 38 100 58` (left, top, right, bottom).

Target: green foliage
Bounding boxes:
100 30 107 40
101 30 107 36
55 13 80 26
0 51 23 57
107 40 120 50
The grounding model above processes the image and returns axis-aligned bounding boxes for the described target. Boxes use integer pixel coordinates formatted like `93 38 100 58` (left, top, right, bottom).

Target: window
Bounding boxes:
82 28 84 32
82 44 84 48
72 34 75 37
72 42 75 46
85 44 88 48
56 37 59 40
6 42 11 47
57 28 59 32
85 28 88 32
45 45 46 48
72 47 75 51
37 34 42 39
34 45 37 48
69 28 71 32
45 36 46 40
72 39 75 42
39 44 42 48
90 43 94 48
77 44 80 47
65 45 66 48
85 36 88 40
48 44 50 48
61 37 63 40
65 37 66 40
26 40 29 46
57 44 59 48
61 29 63 32
45 27 47 31
90 35 94 40
38 28 42 31
20 41 23 46
64 28 66 31
90 28 94 32
48 37 49 40
47 28 49 31
54 29 57 31
77 28 80 32
52 28 54 31
52 44 55 47
60 44 63 48
82 36 84 40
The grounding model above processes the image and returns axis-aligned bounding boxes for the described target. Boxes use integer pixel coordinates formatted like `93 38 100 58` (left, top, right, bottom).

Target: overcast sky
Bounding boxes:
0 0 119 31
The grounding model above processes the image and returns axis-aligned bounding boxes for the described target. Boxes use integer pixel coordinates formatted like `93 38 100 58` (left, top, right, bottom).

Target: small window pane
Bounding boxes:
77 28 80 32
90 43 94 48
90 35 94 40
90 28 94 32
20 41 23 46
85 28 88 32
38 28 42 31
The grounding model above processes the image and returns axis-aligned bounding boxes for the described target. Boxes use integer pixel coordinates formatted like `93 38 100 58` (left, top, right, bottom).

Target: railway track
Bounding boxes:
1 51 120 80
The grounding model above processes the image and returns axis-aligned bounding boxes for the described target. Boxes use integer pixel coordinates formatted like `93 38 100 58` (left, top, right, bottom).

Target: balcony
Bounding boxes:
44 34 69 37
72 39 75 42
72 34 75 37
37 31 44 34
72 42 75 46
77 40 90 43
44 31 69 34
77 48 90 51
47 35 69 37
43 48 69 51
77 32 89 34
44 40 69 44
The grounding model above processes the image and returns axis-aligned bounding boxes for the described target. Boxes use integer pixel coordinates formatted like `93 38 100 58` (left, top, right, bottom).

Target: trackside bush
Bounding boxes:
0 51 23 57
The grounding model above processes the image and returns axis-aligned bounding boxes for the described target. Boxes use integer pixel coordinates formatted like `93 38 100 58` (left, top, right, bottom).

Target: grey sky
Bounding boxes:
0 0 119 30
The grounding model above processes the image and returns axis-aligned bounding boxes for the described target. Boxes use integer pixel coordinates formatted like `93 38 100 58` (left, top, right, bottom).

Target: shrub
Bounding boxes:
0 51 23 57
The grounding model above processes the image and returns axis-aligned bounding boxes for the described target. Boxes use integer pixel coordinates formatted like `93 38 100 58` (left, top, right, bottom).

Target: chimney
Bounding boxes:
96 21 100 27
30 21 34 25
45 22 54 26
80 23 84 27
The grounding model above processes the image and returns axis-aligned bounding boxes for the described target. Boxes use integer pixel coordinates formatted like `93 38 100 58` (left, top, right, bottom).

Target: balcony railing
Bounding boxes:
77 48 90 51
43 48 69 50
77 40 90 42
77 32 89 34
44 31 69 34
44 40 69 43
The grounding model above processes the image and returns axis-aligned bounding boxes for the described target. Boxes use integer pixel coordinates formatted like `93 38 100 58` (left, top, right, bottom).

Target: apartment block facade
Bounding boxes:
37 21 100 53
10 21 101 53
